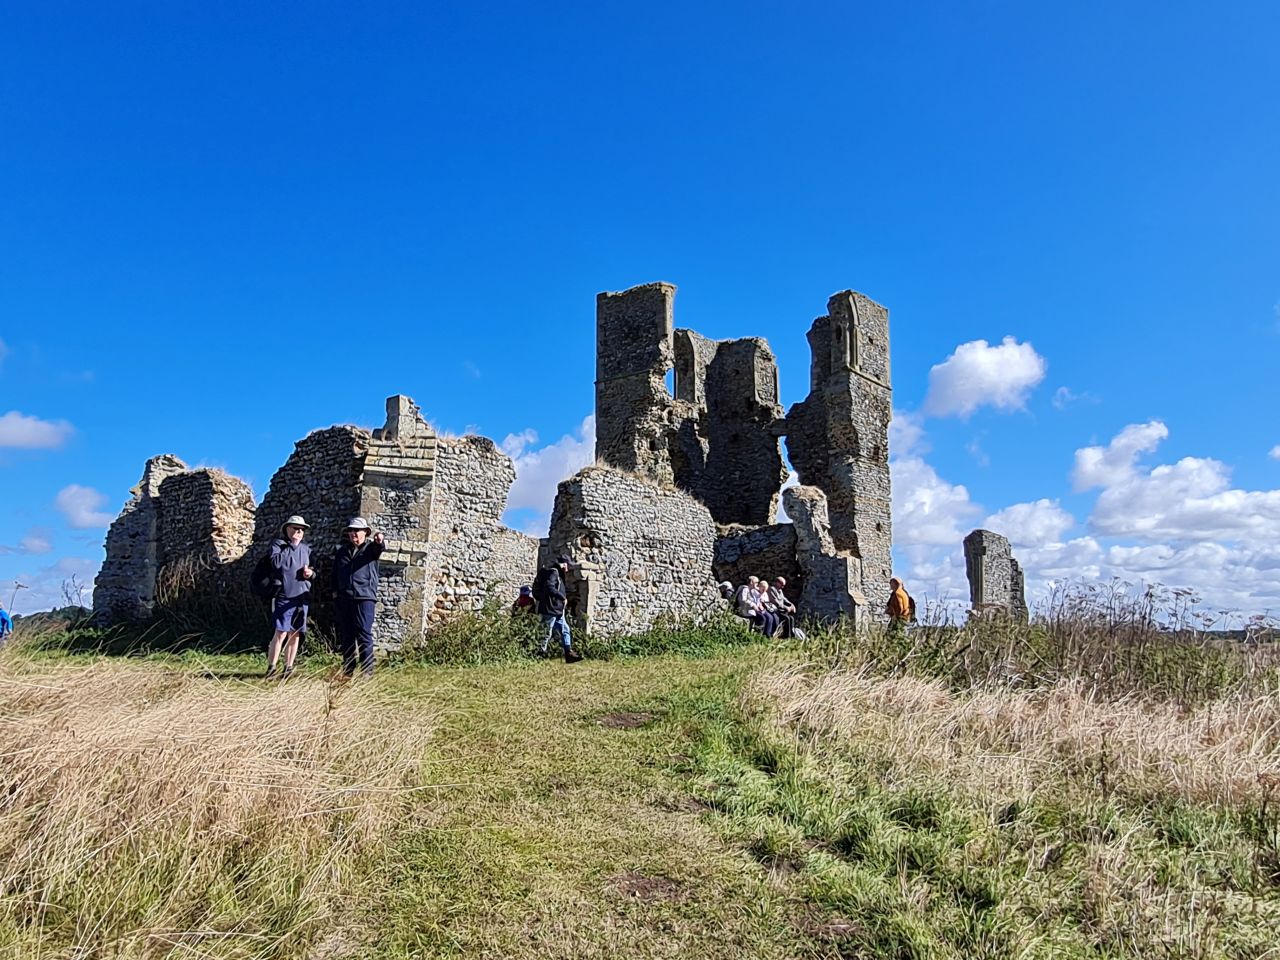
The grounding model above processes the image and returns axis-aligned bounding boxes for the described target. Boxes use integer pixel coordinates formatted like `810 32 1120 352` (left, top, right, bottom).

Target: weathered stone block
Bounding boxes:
964 528 1029 622
543 466 722 635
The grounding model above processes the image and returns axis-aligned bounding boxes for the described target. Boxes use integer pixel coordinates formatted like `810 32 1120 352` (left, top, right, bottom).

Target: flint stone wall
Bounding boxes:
783 485 867 622
421 435 539 627
785 291 893 607
544 466 721 635
595 283 787 526
964 528 1028 622
594 282 894 617
91 454 189 622
153 468 256 609
157 469 256 565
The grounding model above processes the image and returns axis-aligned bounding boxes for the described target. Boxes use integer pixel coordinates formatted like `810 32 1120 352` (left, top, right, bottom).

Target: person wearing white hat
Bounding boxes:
332 516 385 677
266 515 315 680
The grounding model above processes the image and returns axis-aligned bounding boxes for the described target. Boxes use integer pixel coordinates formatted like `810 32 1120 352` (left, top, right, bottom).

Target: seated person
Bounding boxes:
512 585 536 615
768 576 797 639
737 577 778 637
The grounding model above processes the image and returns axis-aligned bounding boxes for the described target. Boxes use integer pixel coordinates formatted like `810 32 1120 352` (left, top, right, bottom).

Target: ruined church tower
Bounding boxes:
785 291 894 606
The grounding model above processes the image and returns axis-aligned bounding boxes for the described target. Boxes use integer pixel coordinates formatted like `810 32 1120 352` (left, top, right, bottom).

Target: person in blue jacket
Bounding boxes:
332 517 384 677
0 605 12 646
266 515 315 680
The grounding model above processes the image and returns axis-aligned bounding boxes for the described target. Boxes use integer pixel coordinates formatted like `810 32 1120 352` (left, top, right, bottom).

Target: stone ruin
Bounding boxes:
93 396 538 646
545 281 893 636
94 281 897 643
963 528 1028 622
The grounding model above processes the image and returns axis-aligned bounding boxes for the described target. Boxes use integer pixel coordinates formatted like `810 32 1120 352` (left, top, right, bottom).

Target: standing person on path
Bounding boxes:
266 516 314 680
885 577 916 634
0 604 12 647
332 517 384 677
532 555 583 663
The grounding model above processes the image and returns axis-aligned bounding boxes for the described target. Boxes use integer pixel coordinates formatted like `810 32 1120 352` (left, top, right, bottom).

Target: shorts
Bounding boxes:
272 595 309 633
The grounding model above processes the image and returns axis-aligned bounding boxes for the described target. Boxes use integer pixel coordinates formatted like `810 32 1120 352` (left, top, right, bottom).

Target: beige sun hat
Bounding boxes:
345 516 372 532
281 515 311 533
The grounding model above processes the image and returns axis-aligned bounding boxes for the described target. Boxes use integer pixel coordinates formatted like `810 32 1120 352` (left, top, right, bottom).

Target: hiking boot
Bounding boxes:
280 665 294 681
265 664 278 680
563 647 583 664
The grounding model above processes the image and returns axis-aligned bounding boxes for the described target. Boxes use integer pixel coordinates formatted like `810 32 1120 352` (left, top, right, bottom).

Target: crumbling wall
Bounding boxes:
713 524 800 599
595 282 681 482
423 435 539 625
544 466 721 635
157 469 256 565
696 337 786 524
964 529 1029 622
783 485 867 622
594 282 786 526
785 291 893 608
91 454 189 622
152 468 256 610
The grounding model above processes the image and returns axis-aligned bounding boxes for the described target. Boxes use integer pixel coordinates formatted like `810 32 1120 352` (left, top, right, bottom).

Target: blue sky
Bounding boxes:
2 2 1277 617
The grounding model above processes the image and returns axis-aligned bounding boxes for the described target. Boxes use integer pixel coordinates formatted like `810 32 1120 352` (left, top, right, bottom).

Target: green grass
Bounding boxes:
689 697 1280 959
5 608 1280 958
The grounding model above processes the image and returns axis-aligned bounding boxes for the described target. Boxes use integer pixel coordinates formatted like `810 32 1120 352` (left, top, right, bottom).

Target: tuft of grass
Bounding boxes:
0 658 433 958
684 660 1280 958
801 580 1280 704
394 603 763 666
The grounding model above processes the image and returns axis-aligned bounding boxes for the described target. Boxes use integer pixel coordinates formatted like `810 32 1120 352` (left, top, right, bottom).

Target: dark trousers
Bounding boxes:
336 597 376 676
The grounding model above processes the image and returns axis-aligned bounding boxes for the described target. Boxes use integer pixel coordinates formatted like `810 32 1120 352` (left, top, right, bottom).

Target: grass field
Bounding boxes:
3 605 1280 958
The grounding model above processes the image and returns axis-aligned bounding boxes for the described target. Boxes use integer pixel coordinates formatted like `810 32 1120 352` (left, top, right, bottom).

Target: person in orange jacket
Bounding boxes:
885 577 916 632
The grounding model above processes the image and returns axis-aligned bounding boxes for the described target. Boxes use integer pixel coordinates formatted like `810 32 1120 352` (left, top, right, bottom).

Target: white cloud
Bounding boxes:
983 499 1075 548
0 411 74 449
502 415 596 534
889 410 926 457
5 556 99 614
55 485 115 529
500 428 539 459
1052 386 1098 410
891 419 1280 616
1090 456 1280 542
1270 444 1280 461
1071 420 1168 491
19 529 53 554
775 470 800 522
0 527 54 556
891 452 981 548
922 336 1047 419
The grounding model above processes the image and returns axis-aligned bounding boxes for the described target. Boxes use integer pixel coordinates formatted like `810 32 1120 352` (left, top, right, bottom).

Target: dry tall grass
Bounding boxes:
748 667 1280 808
0 660 434 958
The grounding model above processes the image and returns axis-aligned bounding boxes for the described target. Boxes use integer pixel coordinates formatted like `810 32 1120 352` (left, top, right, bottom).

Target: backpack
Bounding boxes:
249 553 282 600
531 567 552 606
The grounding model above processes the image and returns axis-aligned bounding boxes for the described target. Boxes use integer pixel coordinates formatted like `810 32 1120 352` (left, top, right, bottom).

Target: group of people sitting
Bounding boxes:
721 575 799 639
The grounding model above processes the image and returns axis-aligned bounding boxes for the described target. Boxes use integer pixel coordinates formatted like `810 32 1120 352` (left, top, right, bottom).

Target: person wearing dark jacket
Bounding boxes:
266 515 315 680
532 555 582 663
332 516 384 677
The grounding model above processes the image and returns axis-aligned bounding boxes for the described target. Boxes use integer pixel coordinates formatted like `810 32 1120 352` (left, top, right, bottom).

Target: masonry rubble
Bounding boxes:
963 528 1029 622
94 280 899 643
